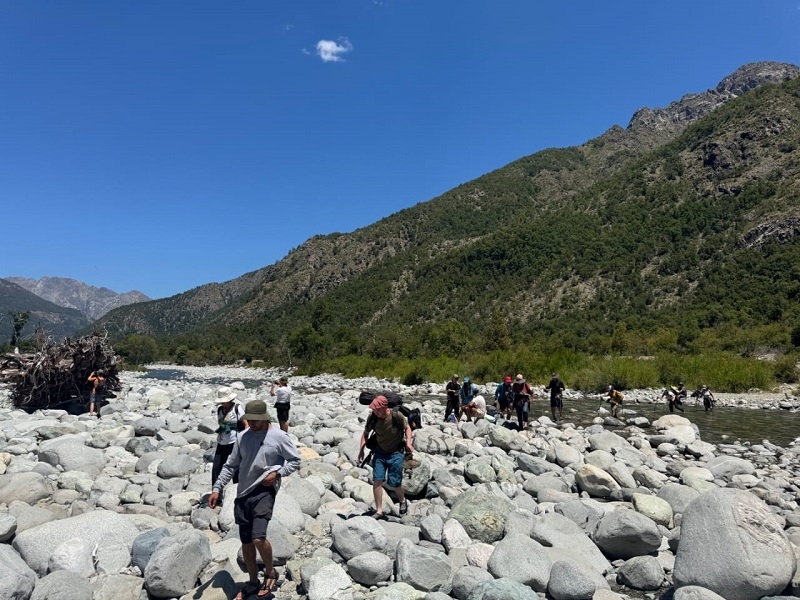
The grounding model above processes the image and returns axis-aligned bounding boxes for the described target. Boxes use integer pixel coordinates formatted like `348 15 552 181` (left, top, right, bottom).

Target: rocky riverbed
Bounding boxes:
0 365 799 600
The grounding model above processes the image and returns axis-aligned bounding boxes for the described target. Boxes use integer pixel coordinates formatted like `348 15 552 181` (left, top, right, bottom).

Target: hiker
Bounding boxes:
356 395 415 519
459 377 479 421
661 386 684 413
675 382 688 403
512 374 532 429
606 385 624 418
699 385 716 411
211 386 248 505
445 374 461 423
209 399 300 600
494 376 514 420
544 373 566 422
270 376 292 432
462 393 487 421
87 369 106 416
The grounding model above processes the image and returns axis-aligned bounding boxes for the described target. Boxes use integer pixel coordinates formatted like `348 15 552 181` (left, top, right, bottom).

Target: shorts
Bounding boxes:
497 397 510 410
550 396 562 408
234 486 276 544
371 450 404 488
275 403 290 423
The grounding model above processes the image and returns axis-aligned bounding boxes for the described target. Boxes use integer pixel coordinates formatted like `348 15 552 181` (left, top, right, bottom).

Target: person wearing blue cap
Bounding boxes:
459 377 479 421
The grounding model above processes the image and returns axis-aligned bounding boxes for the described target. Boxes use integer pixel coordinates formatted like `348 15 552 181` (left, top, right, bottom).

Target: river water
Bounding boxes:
143 368 800 448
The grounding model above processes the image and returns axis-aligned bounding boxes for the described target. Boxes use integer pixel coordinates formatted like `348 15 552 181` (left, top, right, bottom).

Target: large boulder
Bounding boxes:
575 464 621 498
0 472 51 505
487 533 551 591
395 537 452 593
547 560 597 600
31 569 92 600
346 551 393 586
592 508 661 560
131 528 170 572
13 510 141 576
143 528 212 598
307 562 353 600
673 488 795 600
631 493 673 528
449 491 515 543
616 555 664 590
467 577 540 600
704 456 756 481
38 436 105 476
0 544 36 600
452 565 495 600
331 516 388 560
531 511 611 575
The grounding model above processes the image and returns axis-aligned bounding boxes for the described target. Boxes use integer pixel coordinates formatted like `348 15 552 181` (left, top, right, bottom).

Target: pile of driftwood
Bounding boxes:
1 333 120 411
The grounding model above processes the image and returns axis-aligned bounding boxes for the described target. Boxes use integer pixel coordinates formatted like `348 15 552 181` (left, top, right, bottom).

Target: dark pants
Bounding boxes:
668 400 684 413
212 442 239 494
445 395 461 421
516 401 529 429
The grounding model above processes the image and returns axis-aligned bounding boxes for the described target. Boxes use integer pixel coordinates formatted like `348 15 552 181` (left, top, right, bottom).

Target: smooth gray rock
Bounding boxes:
0 512 18 542
331 516 388 560
0 472 50 505
133 417 162 437
705 456 756 481
575 464 621 497
143 528 212 598
547 560 596 600
673 586 729 600
403 452 432 495
531 511 611 575
592 508 661 560
486 533 551 591
156 454 199 478
91 574 144 600
307 562 353 600
616 555 664 590
554 499 603 533
131 527 170 572
299 556 336 594
631 493 673 527
379 520 422 558
395 537 453 593
31 569 92 600
467 577 540 600
420 513 444 543
452 565 494 600
523 474 570 497
282 475 323 516
673 488 795 600
39 436 105 476
13 510 141 576
656 483 700 514
272 491 306 534
0 544 36 600
346 551 393 585
48 538 95 578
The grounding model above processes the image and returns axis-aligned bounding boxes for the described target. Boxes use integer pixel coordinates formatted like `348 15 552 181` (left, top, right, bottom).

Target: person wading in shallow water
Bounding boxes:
661 386 685 413
544 373 566 422
605 385 624 418
209 400 300 600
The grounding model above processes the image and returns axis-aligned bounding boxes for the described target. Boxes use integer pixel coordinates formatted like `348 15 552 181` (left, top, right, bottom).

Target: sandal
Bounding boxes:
399 499 408 515
235 581 260 600
258 569 279 598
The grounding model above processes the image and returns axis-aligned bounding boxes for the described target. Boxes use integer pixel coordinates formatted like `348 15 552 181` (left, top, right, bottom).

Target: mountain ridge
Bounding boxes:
94 61 800 363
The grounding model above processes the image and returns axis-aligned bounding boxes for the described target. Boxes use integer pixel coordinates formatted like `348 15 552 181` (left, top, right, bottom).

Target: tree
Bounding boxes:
9 311 30 348
116 335 159 365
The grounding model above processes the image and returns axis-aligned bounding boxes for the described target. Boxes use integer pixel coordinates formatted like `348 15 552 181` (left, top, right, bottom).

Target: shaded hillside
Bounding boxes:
0 279 89 344
6 276 150 321
97 62 800 360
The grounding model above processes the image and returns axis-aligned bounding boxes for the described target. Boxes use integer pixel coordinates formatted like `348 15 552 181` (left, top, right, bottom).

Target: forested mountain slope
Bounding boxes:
96 62 800 362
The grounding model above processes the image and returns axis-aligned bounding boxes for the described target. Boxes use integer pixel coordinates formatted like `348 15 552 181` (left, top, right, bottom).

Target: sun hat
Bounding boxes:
216 386 238 404
504 376 512 383
369 395 388 411
515 374 524 383
452 374 458 380
279 376 289 385
242 399 271 421
551 373 558 378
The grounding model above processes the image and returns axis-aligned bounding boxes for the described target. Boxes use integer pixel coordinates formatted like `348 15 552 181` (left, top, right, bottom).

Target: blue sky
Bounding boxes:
2 1 799 300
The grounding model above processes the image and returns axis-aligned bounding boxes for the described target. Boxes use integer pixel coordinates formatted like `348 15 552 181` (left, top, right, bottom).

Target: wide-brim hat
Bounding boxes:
243 399 272 421
216 386 238 404
515 374 525 383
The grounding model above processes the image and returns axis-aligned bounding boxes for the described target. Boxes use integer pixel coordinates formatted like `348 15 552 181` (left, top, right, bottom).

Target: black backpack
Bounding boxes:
358 390 404 407
397 405 422 430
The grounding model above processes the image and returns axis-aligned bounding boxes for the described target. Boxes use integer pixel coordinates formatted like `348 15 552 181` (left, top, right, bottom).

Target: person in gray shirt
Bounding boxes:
209 399 300 600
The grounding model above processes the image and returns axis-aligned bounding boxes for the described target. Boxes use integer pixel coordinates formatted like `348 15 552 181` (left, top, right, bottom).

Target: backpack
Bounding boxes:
365 409 407 452
358 390 404 407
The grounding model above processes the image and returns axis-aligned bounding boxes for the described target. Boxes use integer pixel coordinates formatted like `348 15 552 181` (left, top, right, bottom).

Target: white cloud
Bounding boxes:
301 48 311 55
284 23 295 31
316 38 353 63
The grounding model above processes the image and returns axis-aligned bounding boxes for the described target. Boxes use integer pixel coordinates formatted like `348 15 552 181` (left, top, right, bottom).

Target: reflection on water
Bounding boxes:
426 396 800 448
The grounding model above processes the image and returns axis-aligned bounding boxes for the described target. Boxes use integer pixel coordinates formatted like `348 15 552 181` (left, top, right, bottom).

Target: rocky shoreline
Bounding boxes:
0 365 798 600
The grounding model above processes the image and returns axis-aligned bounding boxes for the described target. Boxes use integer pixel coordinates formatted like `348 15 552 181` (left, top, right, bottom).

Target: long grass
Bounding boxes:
313 349 778 392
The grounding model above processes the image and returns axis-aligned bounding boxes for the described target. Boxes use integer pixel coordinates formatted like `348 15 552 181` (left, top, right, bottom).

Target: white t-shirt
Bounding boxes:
473 395 487 416
274 385 292 405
